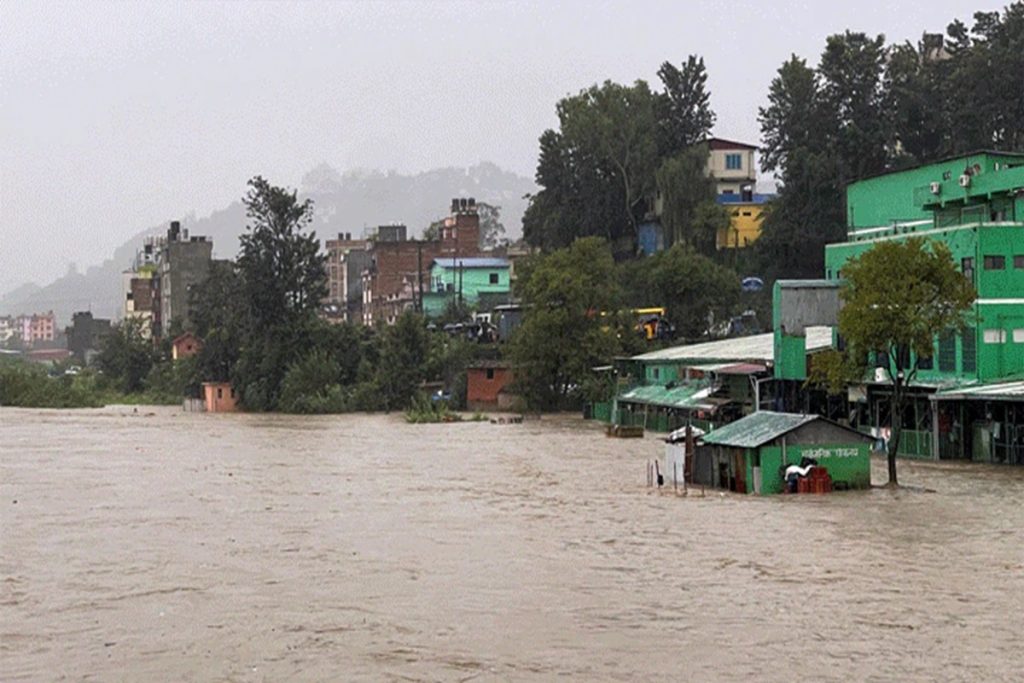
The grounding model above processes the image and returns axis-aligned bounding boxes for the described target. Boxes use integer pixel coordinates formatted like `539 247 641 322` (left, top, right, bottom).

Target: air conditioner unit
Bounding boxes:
959 174 972 188
874 367 888 383
929 181 941 195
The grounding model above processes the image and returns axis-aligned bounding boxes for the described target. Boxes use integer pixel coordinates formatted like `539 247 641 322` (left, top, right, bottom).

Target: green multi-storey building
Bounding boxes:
421 257 511 318
824 151 1024 464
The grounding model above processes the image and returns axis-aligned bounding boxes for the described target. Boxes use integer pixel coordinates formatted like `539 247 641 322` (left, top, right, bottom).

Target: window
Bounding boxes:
983 255 1005 270
741 211 752 217
217 388 223 399
486 368 495 380
938 330 956 372
489 273 499 284
725 153 742 170
984 329 1007 344
917 354 933 370
652 368 660 380
961 257 974 282
962 328 976 373
1014 255 1024 269
1014 329 1024 343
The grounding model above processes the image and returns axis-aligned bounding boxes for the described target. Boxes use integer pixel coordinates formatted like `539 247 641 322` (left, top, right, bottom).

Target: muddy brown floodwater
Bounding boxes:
2 406 1024 682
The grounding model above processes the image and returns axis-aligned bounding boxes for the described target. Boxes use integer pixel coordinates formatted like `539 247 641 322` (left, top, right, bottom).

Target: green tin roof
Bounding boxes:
699 411 818 448
700 411 875 448
618 383 717 410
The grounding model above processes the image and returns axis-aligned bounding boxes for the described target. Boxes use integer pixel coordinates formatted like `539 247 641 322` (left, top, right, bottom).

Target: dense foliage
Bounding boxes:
756 4 1024 279
523 57 718 256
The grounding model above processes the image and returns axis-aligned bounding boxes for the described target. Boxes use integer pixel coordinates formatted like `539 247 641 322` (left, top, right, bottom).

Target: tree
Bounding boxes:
817 32 891 182
189 259 244 383
237 176 326 329
812 238 975 486
375 311 431 411
94 317 156 393
524 81 660 254
620 243 740 339
510 237 624 409
477 202 507 249
233 176 327 410
654 144 721 253
656 56 716 158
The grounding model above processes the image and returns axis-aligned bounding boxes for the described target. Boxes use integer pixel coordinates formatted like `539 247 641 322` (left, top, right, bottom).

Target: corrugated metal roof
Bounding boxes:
935 380 1024 401
699 411 818 448
618 383 718 410
432 257 509 269
632 326 834 364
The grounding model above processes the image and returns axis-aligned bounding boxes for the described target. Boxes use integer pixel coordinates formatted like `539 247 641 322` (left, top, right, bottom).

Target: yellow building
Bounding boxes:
649 137 774 252
717 201 768 249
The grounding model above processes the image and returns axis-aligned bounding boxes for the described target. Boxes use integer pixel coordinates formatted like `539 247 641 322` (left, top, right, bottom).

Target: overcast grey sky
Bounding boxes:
1 0 987 293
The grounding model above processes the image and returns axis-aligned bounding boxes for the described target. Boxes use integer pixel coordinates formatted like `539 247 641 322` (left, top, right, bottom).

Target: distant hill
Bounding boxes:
0 162 535 325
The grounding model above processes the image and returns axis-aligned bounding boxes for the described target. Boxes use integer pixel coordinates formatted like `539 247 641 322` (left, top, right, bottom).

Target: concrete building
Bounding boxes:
322 232 372 323
819 150 1024 464
66 311 112 364
121 235 161 336
705 137 758 197
0 316 15 345
422 257 511 318
9 311 57 347
153 221 212 338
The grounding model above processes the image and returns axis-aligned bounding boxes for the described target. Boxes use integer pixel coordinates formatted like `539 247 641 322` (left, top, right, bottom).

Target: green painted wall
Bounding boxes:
826 224 1024 384
423 263 510 316
846 152 1024 229
754 443 872 495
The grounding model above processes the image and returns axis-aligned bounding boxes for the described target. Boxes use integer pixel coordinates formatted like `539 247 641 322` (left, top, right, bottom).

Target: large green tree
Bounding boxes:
510 237 626 409
524 56 716 254
654 143 725 253
656 56 716 158
812 238 975 486
232 176 327 410
94 317 156 393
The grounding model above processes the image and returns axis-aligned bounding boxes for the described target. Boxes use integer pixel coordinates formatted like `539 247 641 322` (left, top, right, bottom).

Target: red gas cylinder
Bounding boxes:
797 477 811 494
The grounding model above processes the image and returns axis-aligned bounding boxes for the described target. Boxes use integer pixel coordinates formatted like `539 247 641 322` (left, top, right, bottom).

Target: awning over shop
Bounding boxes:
933 379 1024 402
617 383 721 411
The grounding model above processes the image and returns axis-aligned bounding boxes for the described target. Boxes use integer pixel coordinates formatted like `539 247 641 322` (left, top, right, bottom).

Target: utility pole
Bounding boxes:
416 242 423 313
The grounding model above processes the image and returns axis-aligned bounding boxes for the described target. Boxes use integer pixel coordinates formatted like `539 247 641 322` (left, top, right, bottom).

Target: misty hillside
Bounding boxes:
0 163 535 325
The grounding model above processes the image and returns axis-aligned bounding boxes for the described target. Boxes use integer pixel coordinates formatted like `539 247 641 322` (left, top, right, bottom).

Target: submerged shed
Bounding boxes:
695 411 876 494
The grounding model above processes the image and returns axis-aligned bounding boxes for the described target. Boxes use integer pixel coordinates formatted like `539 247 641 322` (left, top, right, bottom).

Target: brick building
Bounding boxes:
362 199 482 326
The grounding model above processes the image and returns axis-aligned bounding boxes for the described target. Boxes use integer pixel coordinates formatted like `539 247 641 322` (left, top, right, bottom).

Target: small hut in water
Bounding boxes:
695 411 875 494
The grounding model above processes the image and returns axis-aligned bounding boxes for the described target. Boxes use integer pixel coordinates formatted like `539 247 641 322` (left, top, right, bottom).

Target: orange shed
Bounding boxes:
202 382 239 413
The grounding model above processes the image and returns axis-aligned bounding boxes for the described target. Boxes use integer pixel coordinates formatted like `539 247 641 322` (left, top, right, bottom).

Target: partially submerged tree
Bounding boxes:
510 237 624 409
94 317 156 394
811 238 975 486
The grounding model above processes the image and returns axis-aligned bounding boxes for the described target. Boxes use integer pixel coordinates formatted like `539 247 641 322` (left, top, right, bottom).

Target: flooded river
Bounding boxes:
2 407 1023 681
